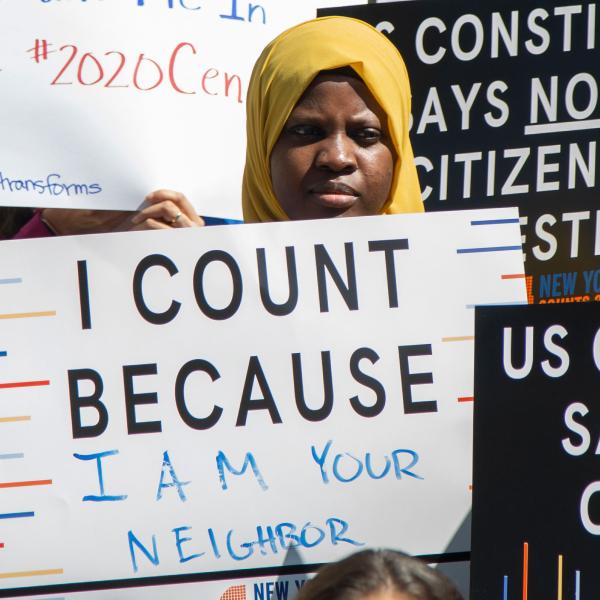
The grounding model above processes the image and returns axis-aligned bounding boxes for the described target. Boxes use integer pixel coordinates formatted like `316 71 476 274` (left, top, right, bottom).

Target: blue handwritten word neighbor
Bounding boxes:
128 517 363 572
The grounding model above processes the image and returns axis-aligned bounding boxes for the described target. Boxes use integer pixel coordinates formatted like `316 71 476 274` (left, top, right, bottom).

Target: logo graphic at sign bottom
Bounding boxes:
220 584 247 600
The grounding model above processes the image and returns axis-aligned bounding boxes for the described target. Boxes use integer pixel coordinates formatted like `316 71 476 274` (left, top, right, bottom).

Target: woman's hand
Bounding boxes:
40 190 204 236
127 189 204 230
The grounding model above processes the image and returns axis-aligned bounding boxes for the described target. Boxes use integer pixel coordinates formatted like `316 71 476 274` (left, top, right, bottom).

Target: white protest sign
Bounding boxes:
0 0 333 218
0 209 526 597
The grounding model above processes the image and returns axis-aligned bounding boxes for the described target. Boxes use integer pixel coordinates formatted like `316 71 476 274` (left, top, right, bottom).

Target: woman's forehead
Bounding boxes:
294 74 387 121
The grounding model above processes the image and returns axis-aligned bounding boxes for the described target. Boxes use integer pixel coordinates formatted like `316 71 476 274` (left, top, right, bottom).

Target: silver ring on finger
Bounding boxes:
169 211 183 225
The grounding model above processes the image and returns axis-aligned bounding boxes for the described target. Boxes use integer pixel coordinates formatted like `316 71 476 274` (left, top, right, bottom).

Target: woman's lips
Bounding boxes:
309 182 359 208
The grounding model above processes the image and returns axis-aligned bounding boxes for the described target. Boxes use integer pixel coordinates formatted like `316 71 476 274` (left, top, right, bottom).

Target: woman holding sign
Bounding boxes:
7 16 421 237
242 16 423 222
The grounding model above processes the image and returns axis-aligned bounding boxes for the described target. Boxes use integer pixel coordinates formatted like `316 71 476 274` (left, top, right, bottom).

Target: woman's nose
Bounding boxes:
314 134 357 172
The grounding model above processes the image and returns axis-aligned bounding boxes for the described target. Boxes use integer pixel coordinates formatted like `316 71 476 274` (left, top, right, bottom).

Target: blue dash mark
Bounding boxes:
0 453 24 460
470 218 520 226
502 575 508 600
0 278 22 285
0 351 6 357
457 245 521 254
0 511 34 520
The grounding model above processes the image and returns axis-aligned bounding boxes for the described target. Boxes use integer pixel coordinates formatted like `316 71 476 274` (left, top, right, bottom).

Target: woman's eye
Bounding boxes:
353 128 383 143
288 124 322 137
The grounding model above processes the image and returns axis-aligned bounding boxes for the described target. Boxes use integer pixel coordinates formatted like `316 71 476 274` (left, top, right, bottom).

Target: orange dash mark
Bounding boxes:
502 274 527 279
0 311 56 320
0 479 52 489
458 396 474 403
468 484 473 491
523 542 529 600
0 416 31 423
0 380 50 389
0 568 63 579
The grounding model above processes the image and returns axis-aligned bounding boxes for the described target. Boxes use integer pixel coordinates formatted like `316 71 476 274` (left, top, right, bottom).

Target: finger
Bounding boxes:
144 189 204 226
131 201 183 224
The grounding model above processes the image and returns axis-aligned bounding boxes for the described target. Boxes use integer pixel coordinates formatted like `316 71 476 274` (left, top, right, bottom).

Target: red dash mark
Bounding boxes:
0 479 52 489
522 542 529 600
0 543 4 549
501 274 527 279
458 396 474 403
0 380 50 389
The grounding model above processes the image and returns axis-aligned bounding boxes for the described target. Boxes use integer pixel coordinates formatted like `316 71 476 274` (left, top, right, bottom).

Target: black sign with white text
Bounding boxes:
319 0 599 210
471 302 600 599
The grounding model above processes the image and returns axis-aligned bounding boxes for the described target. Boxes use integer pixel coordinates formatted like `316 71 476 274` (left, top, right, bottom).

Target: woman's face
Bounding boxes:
270 73 395 220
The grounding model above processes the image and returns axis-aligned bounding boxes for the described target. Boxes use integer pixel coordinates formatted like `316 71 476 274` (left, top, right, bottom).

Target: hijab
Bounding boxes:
242 15 423 223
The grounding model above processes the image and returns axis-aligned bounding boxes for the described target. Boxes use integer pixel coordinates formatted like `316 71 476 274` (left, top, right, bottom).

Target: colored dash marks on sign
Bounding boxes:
0 380 50 389
522 542 528 600
0 568 64 580
0 278 23 285
0 479 52 489
0 416 31 423
0 311 56 319
457 245 522 254
497 542 585 599
0 512 35 520
0 294 60 584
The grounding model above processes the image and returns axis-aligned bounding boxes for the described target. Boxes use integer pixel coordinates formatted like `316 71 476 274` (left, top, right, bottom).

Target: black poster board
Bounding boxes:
320 0 600 307
318 0 599 210
472 302 600 599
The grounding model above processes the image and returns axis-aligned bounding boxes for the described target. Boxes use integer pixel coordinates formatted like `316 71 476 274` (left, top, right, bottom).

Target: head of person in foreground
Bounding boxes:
242 16 423 223
295 549 464 600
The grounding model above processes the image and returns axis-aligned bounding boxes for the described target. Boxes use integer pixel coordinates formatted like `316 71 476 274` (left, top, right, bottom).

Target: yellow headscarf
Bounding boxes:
242 16 423 223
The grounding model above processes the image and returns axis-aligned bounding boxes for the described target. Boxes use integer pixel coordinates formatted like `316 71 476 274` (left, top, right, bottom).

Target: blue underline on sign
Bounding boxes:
456 246 521 254
470 218 520 226
0 278 22 285
0 511 34 520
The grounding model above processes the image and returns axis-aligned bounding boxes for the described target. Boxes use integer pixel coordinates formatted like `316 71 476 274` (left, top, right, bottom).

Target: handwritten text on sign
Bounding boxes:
0 1 322 217
0 210 525 596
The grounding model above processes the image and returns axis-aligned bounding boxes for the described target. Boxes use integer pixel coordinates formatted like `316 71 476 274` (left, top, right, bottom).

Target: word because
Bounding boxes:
0 171 101 197
30 40 243 101
68 345 436 438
